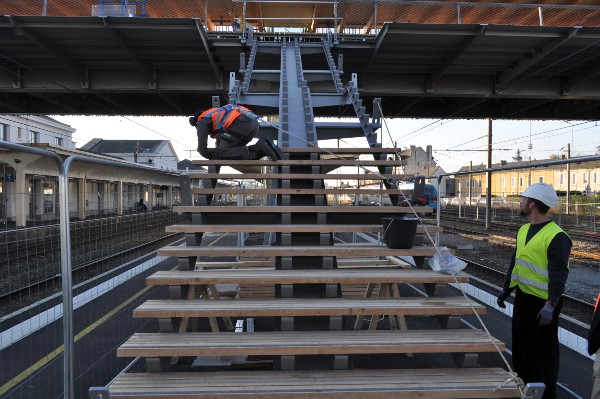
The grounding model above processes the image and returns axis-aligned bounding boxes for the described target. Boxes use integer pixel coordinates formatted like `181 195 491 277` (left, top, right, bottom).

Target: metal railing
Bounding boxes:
13 1 599 29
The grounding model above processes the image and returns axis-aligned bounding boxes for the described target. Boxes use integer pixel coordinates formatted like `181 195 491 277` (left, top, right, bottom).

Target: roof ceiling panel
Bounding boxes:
0 15 600 118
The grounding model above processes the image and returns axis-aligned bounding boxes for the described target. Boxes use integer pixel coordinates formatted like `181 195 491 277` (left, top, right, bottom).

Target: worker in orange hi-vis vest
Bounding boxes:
589 292 600 399
189 104 282 161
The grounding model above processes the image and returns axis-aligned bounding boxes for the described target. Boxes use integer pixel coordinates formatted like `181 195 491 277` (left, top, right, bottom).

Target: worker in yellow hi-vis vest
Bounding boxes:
589 292 600 399
497 183 571 399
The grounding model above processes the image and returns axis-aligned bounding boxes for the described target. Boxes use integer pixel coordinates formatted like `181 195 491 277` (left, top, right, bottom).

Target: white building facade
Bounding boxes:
0 115 76 150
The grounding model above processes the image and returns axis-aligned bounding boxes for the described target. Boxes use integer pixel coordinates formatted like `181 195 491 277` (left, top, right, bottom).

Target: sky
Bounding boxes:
52 115 600 173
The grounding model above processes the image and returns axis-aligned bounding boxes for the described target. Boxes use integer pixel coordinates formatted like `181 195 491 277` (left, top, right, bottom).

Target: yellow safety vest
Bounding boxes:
509 221 568 300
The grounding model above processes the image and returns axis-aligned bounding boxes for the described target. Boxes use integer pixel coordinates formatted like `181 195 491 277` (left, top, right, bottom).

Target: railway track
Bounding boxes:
0 212 188 317
358 228 596 325
440 217 600 262
458 256 594 325
0 232 181 305
441 212 600 246
0 212 180 267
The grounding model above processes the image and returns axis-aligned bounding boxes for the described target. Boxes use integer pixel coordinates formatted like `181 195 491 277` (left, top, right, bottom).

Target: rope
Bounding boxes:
249 104 526 396
373 101 530 396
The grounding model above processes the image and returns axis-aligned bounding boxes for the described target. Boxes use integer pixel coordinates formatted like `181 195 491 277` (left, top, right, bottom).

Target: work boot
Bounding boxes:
249 137 282 160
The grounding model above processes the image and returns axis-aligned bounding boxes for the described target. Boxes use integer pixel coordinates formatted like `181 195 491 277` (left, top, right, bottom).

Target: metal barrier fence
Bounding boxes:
0 142 186 399
3 0 600 29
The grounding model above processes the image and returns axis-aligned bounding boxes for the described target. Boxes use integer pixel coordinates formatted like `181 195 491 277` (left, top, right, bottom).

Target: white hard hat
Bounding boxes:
521 183 557 208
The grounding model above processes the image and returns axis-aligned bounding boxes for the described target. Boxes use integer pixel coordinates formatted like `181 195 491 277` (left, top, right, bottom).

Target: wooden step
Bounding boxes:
106 368 520 398
187 173 401 180
282 147 403 154
157 245 441 258
133 297 485 318
167 224 442 234
192 188 404 195
173 206 432 214
145 269 468 286
117 329 504 358
191 159 405 166
194 258 402 269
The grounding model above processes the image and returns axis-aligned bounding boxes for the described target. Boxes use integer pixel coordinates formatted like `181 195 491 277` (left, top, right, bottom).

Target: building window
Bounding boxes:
572 173 577 184
501 177 506 188
511 177 516 187
583 173 588 183
0 124 6 141
55 137 63 146
594 173 598 184
466 179 470 188
31 131 40 143
17 127 22 139
538 176 544 183
519 177 524 187
560 174 564 185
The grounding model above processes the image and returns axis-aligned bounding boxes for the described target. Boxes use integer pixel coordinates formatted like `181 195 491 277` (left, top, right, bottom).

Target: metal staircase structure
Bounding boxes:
90 33 526 399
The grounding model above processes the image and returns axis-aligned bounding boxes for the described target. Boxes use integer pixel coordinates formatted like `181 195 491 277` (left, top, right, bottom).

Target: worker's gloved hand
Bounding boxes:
537 302 555 326
189 116 197 127
496 289 511 309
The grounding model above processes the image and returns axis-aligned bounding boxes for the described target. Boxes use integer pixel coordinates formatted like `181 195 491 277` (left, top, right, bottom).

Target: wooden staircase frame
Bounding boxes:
91 148 523 399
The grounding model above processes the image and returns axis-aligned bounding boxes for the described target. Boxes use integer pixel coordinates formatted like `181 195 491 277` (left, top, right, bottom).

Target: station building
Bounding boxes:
0 116 181 227
455 159 600 199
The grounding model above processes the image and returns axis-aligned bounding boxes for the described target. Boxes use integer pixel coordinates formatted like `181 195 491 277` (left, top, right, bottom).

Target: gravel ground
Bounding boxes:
437 232 600 304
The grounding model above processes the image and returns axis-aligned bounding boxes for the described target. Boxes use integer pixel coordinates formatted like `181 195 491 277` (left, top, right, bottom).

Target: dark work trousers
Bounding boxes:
512 287 562 399
216 115 259 159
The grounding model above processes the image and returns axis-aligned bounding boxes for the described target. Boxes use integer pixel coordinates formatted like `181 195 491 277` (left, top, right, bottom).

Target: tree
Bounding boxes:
548 154 561 160
512 149 523 162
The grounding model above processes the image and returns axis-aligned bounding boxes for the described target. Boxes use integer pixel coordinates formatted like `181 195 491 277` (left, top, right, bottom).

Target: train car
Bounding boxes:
397 182 440 211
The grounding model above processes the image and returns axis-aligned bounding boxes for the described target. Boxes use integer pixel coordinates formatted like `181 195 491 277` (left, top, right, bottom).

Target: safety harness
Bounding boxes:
199 105 259 140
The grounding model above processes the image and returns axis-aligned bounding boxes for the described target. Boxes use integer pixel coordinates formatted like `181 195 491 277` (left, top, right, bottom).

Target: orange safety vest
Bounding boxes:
595 292 600 313
198 105 252 134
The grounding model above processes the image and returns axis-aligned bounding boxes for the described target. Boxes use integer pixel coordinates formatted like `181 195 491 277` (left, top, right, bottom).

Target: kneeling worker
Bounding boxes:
189 104 282 161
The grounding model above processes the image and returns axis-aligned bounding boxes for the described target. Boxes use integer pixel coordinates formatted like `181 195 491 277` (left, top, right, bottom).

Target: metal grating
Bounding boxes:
2 1 600 29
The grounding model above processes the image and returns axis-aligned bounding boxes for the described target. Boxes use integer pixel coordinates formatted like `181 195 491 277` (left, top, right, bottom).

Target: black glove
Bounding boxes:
497 289 511 309
537 302 555 326
189 110 204 127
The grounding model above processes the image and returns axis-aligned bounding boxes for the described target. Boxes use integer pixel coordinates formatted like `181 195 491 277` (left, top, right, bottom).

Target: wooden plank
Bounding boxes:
187 173 401 180
191 159 406 166
195 260 275 269
145 269 469 286
107 368 520 398
238 284 274 299
117 330 504 357
133 297 486 318
157 245 441 258
196 257 408 270
283 147 404 154
167 224 443 234
192 188 405 195
173 205 433 214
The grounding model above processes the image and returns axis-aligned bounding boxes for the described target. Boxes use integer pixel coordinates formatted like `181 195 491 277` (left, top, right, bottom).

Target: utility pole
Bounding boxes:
468 161 472 206
485 119 492 230
566 143 571 215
